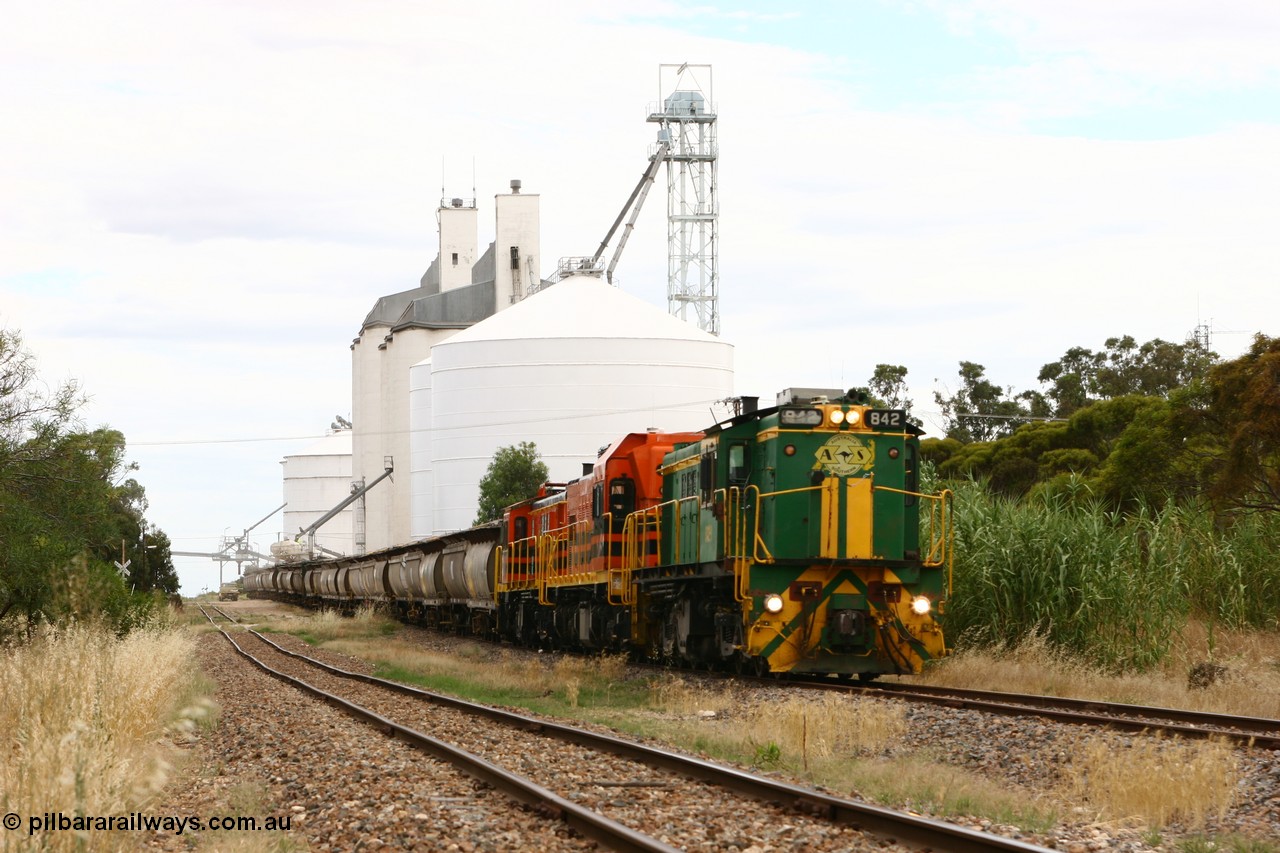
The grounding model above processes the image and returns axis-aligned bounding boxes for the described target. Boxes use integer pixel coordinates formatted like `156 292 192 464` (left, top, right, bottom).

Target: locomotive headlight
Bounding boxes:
828 410 845 425
846 409 862 425
763 594 785 614
910 595 932 615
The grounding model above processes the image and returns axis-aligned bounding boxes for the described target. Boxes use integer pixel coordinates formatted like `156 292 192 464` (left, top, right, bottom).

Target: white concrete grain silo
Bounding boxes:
279 429 354 557
352 182 547 552
415 275 734 535
408 357 434 540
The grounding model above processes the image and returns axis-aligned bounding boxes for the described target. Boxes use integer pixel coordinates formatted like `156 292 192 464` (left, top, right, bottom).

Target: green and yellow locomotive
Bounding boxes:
496 387 953 678
261 387 951 680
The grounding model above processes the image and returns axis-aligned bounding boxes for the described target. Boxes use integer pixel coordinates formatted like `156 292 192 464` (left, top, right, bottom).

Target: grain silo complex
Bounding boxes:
280 66 731 556
348 182 546 553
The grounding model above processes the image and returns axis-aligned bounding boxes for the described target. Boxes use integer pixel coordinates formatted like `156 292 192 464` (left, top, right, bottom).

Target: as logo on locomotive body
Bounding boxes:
812 434 875 478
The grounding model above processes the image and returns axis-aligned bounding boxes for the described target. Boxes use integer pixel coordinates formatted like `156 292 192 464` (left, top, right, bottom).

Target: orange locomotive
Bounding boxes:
495 429 702 650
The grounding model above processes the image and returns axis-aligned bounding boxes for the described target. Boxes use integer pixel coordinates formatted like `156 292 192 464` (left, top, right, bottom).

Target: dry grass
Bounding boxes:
917 625 1280 719
0 623 204 852
1062 734 1239 829
650 686 908 771
749 694 909 758
327 637 632 704
841 755 1058 831
257 604 397 643
647 674 743 716
640 689 1057 826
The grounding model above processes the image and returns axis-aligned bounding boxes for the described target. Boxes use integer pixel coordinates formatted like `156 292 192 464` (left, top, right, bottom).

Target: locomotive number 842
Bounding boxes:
494 387 953 679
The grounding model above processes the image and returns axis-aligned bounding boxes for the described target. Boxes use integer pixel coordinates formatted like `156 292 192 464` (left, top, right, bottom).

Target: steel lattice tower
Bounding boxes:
647 64 719 336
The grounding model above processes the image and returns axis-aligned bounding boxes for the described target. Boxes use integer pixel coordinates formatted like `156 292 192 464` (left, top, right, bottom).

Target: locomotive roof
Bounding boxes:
704 404 926 437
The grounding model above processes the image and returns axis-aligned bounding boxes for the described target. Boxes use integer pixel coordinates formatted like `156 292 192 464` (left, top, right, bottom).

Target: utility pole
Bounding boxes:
114 539 131 580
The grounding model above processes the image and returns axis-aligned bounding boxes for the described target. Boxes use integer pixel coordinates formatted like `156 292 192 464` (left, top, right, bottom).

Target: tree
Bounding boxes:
1197 334 1280 513
1036 345 1107 417
91 476 180 594
933 361 1031 443
1 329 87 624
1036 335 1218 418
866 364 922 427
1 328 175 629
474 441 550 524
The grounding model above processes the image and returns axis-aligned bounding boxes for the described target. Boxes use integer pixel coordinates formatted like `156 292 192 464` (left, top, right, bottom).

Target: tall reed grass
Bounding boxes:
942 478 1280 670
0 624 202 853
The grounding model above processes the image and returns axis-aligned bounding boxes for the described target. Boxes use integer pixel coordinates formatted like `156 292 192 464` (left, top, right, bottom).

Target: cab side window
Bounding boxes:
609 477 635 533
699 450 716 504
727 441 749 485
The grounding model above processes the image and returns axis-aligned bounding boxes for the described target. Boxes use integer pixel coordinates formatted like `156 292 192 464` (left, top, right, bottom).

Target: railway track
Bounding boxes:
199 605 672 852
789 678 1280 750
619 655 1280 750
197 605 1053 853
207 603 239 623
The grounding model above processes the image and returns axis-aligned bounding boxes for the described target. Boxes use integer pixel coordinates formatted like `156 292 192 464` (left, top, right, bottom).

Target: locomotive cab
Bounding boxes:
650 388 951 677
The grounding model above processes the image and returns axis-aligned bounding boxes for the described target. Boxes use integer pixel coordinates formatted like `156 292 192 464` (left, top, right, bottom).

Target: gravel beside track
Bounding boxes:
380 625 1280 851
229 628 930 852
145 631 598 852
894 704 1280 847
171 607 1280 851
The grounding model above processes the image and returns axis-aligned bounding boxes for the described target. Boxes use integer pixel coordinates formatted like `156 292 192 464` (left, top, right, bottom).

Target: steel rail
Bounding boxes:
763 677 1280 750
232 619 1056 853
196 606 679 853
208 604 239 623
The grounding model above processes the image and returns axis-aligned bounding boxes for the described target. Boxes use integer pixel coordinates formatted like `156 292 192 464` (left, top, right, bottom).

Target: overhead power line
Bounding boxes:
128 396 737 447
132 434 327 447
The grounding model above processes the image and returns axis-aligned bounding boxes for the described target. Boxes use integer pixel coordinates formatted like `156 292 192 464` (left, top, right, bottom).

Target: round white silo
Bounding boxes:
280 430 354 556
428 276 734 534
409 356 433 539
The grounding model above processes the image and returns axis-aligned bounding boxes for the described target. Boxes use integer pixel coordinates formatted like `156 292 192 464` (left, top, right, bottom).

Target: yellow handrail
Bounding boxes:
508 480 954 608
870 485 953 576
496 535 541 594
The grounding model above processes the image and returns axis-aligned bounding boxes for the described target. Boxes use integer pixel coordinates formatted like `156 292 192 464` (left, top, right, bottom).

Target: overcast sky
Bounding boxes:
4 0 1278 594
